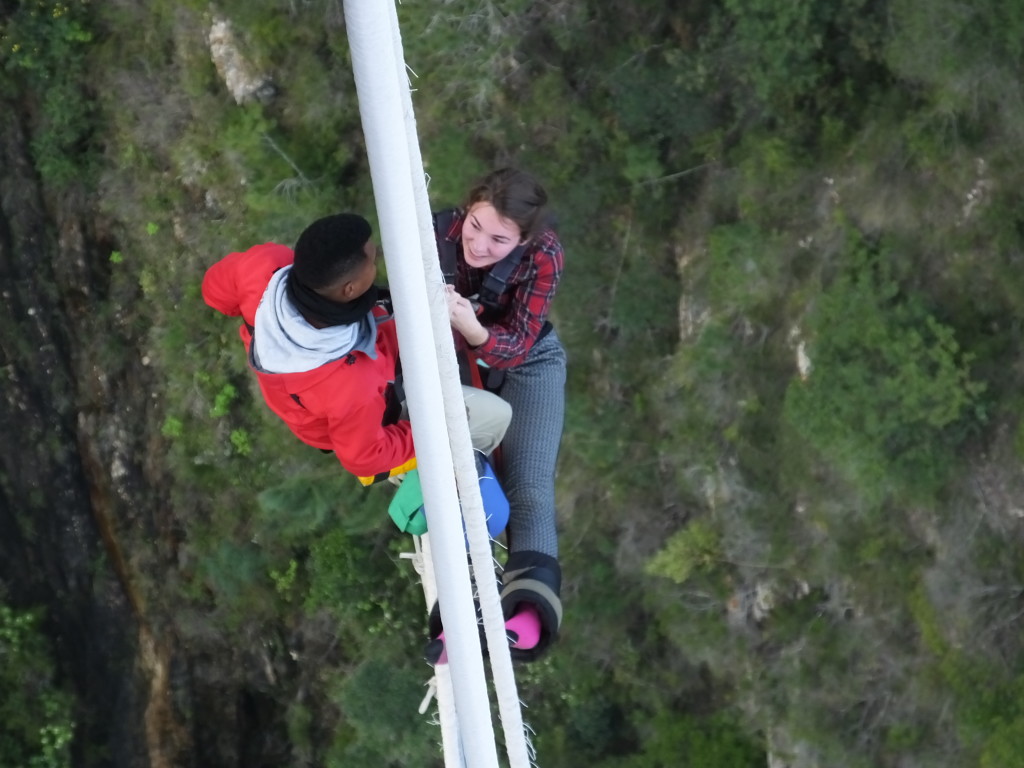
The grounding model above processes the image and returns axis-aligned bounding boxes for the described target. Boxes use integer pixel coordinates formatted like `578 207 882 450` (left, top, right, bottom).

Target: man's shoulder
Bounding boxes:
237 242 294 266
204 243 293 316
208 242 293 283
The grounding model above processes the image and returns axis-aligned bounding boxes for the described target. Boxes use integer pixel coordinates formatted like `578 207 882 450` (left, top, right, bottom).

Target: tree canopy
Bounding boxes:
4 0 1024 766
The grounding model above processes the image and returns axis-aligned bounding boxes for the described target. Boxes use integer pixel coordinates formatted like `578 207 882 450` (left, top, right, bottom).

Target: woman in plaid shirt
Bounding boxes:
438 167 567 661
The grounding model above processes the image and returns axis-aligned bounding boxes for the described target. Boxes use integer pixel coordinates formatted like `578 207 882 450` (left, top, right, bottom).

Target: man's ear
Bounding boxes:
339 279 360 301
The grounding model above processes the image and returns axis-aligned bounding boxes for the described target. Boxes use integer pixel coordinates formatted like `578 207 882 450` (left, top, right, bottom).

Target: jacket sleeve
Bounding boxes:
326 395 417 481
202 244 294 319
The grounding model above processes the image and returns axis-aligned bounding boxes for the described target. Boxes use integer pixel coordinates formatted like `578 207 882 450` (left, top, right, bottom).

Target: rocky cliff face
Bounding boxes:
0 3 355 758
2 103 135 764
0 93 196 766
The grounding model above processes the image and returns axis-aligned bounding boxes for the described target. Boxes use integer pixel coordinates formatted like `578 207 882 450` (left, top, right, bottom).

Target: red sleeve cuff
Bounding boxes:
473 330 494 352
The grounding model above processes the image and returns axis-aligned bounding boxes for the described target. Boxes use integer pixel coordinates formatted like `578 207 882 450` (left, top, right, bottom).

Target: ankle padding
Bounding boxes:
427 600 443 640
500 551 562 661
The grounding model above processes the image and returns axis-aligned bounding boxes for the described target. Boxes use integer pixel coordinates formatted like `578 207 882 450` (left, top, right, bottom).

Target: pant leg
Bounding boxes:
497 330 566 558
463 384 512 456
398 385 510 453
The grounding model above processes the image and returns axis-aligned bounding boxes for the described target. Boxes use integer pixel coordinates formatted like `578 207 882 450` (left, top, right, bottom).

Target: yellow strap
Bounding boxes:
358 456 418 486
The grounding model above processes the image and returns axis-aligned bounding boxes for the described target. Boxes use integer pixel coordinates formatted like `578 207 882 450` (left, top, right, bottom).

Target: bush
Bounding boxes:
596 710 763 768
783 230 985 504
0 0 95 184
326 658 440 767
0 605 74 768
646 520 722 585
700 0 888 134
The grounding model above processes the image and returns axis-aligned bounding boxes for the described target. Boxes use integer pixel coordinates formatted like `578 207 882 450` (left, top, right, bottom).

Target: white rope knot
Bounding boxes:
399 536 427 578
419 676 438 715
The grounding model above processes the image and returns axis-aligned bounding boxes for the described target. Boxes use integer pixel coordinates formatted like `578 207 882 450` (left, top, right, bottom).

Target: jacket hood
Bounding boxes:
251 266 378 375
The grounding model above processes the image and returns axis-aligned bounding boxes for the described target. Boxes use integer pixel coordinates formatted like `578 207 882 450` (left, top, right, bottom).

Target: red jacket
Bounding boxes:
202 243 415 483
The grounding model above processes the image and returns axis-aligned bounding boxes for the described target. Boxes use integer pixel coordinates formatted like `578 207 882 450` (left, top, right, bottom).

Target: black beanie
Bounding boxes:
293 213 373 289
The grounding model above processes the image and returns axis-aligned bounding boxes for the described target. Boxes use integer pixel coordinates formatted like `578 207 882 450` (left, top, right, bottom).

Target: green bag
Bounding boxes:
387 469 428 535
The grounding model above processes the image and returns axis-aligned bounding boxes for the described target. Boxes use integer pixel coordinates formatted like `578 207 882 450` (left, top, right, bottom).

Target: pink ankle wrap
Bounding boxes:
505 604 542 649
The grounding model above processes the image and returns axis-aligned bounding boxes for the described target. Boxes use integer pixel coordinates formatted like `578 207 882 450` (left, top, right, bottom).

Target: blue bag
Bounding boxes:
387 453 509 541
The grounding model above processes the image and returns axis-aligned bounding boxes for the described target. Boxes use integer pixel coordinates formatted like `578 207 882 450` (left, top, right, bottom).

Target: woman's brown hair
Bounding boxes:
464 167 550 243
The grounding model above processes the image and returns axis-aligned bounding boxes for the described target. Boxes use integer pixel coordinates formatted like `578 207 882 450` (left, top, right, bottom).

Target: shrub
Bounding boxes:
0 0 95 184
0 605 74 768
783 231 986 504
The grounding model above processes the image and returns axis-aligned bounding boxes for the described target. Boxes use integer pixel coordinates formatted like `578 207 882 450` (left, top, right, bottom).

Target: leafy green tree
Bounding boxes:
0 0 95 183
698 0 889 135
596 711 762 768
325 659 440 767
783 231 986 505
886 0 1024 130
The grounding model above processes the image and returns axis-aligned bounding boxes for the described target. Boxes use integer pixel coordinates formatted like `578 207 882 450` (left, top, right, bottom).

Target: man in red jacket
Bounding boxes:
202 213 511 484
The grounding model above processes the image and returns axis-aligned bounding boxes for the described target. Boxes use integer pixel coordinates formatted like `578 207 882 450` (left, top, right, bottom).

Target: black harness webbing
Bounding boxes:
433 208 556 392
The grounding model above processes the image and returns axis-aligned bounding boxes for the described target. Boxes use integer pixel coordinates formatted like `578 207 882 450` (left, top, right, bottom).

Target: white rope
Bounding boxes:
383 3 533 766
342 3 498 768
402 537 463 766
419 535 465 768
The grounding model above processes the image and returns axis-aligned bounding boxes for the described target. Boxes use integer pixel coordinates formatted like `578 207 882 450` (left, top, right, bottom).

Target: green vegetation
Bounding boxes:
784 229 986 505
6 0 1024 765
0 606 74 768
0 0 95 184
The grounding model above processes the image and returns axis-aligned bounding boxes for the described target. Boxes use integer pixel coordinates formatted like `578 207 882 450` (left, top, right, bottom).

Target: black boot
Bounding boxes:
500 550 563 662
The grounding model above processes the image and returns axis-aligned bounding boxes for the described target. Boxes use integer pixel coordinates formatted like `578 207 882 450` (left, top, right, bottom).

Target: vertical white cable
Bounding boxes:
342 3 499 768
419 535 466 768
385 4 532 767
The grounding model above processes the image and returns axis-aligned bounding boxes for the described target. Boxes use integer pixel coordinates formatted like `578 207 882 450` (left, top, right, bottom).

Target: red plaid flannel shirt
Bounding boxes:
442 209 564 369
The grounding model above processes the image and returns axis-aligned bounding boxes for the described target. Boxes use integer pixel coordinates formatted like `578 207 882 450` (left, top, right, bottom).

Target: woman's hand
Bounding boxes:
446 285 489 347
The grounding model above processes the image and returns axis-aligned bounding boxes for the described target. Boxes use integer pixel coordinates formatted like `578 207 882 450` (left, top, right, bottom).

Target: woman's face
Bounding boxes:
461 202 525 268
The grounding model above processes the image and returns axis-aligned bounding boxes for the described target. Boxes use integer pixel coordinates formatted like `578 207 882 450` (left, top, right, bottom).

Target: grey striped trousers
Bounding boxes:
497 329 566 558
